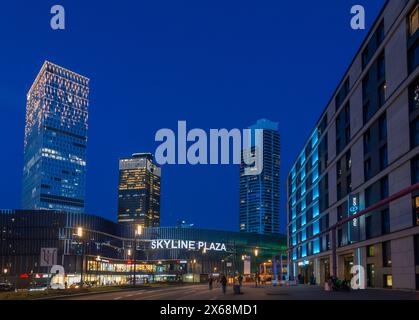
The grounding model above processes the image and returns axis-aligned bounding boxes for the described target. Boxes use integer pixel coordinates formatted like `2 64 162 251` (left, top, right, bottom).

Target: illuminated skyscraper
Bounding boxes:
118 153 161 227
22 61 89 213
239 119 281 234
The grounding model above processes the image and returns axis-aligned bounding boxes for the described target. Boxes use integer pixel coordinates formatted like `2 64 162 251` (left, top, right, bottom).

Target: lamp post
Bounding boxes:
76 227 84 285
191 259 197 283
133 225 143 287
3 268 8 282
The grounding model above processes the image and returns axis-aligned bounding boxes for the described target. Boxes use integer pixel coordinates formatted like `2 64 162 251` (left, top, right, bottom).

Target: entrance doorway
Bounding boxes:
343 254 354 281
367 264 375 287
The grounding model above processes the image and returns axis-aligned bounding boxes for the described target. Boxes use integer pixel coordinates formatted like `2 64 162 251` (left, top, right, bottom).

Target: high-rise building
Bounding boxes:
118 153 161 226
240 119 280 234
287 0 419 290
21 61 89 213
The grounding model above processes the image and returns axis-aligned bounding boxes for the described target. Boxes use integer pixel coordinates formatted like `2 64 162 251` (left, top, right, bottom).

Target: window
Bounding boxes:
409 4 419 37
366 215 373 240
364 129 371 154
347 175 352 193
411 77 419 111
364 158 372 181
382 241 392 267
412 156 419 184
363 102 371 125
376 21 385 47
377 54 385 79
381 209 390 235
367 245 375 257
378 83 386 107
414 196 419 226
379 177 389 201
384 275 393 289
410 116 419 148
379 114 387 141
380 145 388 170
409 39 419 73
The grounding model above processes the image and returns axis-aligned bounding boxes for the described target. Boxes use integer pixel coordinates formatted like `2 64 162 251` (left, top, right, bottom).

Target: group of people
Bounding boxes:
297 272 316 285
208 274 243 294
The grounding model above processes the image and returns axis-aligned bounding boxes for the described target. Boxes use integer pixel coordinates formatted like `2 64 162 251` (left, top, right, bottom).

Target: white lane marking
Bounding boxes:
113 296 122 300
140 288 196 300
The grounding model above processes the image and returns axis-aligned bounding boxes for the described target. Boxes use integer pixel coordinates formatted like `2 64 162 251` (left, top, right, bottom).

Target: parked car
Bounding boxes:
69 281 91 289
28 284 49 292
0 282 15 292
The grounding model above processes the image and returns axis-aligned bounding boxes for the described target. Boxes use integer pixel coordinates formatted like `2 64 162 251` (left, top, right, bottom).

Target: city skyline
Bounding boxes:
0 1 385 232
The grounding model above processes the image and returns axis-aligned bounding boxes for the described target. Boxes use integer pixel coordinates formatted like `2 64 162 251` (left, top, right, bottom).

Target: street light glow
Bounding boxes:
254 249 259 257
77 227 83 238
136 225 143 236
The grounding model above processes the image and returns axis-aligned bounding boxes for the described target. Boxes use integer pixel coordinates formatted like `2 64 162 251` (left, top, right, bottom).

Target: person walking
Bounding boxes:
238 274 243 287
220 274 227 294
208 276 213 290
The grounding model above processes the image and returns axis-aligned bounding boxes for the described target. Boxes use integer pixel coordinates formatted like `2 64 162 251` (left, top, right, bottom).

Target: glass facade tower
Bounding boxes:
240 119 280 234
118 153 161 227
21 61 89 213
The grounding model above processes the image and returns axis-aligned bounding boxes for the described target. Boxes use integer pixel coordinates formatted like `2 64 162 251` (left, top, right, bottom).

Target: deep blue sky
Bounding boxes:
0 0 384 233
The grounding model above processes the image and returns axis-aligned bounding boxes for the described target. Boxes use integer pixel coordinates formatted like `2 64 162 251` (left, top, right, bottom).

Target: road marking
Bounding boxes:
113 296 122 300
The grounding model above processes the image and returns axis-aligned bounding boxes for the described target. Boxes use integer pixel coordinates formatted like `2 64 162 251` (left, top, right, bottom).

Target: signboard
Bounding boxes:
40 248 58 267
150 240 227 252
348 194 360 242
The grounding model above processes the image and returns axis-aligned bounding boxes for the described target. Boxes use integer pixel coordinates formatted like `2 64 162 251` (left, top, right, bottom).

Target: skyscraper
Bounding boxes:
22 61 89 213
118 153 161 226
240 119 280 234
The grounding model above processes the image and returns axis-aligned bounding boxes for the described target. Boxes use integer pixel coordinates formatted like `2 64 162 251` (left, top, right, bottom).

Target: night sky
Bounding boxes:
0 1 384 233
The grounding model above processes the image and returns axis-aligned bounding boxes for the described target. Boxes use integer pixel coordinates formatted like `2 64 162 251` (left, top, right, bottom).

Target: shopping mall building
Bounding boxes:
0 210 286 287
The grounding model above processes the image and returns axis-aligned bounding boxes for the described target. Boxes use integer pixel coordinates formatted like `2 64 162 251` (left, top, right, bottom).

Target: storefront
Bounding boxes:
0 210 287 287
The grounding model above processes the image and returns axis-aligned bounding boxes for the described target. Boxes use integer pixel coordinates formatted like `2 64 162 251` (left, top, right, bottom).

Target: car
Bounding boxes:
28 284 49 292
69 281 91 289
0 282 15 292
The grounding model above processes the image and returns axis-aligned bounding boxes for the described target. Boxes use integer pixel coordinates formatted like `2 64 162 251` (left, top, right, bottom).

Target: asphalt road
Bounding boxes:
57 283 419 300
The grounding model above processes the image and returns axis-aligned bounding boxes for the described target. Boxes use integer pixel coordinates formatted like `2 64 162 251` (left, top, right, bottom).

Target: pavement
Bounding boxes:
56 283 419 300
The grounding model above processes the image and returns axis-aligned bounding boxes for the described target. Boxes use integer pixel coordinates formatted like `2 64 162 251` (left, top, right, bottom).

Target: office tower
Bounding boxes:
287 0 419 290
118 153 161 226
22 61 89 213
240 119 280 234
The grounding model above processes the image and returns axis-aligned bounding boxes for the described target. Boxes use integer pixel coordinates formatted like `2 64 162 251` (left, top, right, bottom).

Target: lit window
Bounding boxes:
410 5 419 37
384 275 393 288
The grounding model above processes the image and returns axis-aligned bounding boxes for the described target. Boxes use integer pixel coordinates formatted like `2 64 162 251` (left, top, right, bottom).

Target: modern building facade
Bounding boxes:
287 0 419 290
240 119 281 234
21 61 89 213
118 153 161 227
0 210 286 287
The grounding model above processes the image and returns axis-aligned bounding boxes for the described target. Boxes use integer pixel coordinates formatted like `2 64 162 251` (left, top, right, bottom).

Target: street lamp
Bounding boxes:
75 227 84 284
191 259 197 283
133 224 143 287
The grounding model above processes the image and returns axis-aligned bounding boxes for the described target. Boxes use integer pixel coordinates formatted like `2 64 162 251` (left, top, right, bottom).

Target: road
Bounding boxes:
57 283 419 300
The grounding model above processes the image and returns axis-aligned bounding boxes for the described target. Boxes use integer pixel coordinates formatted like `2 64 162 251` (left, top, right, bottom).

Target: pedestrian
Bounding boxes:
220 274 227 294
238 274 243 287
310 273 315 285
208 276 213 290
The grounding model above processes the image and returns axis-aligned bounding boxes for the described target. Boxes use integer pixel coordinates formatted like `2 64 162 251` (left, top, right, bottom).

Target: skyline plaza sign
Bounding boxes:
150 239 227 252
